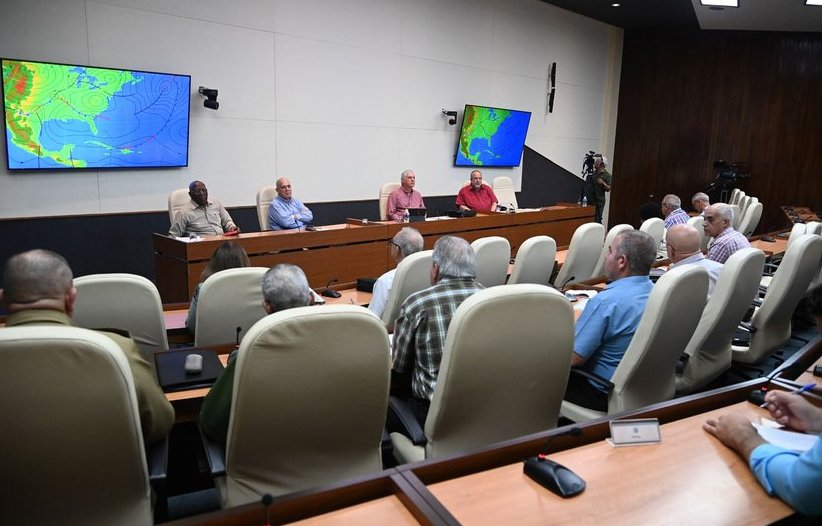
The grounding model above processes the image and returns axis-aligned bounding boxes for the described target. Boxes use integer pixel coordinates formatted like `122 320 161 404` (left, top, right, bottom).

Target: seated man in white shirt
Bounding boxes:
368 227 424 318
666 223 723 297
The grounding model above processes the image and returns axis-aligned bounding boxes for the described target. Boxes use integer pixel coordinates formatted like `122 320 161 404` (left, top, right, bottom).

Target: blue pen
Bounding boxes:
760 383 816 407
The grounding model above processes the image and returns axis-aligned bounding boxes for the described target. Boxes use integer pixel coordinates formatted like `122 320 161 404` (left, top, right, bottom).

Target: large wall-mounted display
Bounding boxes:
2 58 190 170
454 104 531 168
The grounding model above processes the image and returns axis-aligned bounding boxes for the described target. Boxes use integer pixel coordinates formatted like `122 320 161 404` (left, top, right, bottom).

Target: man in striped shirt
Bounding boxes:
662 194 691 229
704 203 750 263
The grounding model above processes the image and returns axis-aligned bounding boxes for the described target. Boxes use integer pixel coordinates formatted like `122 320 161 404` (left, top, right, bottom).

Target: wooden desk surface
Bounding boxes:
750 237 788 257
286 495 417 526
428 401 792 525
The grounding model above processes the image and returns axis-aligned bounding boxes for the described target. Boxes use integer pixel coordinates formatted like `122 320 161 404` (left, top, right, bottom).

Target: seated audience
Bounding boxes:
661 194 691 229
666 224 723 297
387 169 425 221
703 203 750 263
392 236 483 424
368 227 424 318
456 170 498 212
563 230 656 411
267 177 313 230
186 241 251 334
1 249 174 443
692 192 710 215
169 180 239 237
198 263 312 444
703 285 822 516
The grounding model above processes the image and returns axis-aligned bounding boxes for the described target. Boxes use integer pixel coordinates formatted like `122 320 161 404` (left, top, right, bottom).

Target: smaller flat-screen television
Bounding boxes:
2 58 191 170
454 104 531 167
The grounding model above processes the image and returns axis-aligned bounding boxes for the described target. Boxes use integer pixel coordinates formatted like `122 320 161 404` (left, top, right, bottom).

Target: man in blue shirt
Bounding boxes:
563 230 656 411
703 285 822 516
267 177 313 230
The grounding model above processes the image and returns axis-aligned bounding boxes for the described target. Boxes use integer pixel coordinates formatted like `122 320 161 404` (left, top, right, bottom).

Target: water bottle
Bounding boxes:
403 209 410 223
582 196 588 207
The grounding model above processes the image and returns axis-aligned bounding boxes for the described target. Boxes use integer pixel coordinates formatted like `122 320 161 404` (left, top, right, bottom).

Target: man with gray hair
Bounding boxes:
392 236 483 424
199 263 312 444
1 249 174 444
692 192 710 215
661 194 691 229
386 169 426 221
703 203 750 264
368 227 425 317
564 230 656 411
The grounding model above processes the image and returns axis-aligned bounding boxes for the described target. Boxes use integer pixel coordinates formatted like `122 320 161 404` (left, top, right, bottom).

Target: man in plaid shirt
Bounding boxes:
392 236 484 425
662 194 691 229
704 202 750 263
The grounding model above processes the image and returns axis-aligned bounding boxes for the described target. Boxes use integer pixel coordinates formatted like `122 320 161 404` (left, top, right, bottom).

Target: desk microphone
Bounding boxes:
235 326 242 349
524 427 585 498
508 202 517 213
560 275 576 290
261 493 273 526
321 278 342 298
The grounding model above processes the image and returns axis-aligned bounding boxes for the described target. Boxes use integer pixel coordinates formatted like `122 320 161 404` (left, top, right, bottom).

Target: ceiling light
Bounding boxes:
806 0 822 5
700 0 738 6
611 2 621 6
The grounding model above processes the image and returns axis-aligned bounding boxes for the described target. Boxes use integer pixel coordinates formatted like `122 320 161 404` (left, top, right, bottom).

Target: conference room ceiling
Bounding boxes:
540 0 822 32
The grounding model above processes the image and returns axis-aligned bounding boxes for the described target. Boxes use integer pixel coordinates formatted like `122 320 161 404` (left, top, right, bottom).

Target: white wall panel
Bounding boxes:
92 0 277 33
0 0 89 65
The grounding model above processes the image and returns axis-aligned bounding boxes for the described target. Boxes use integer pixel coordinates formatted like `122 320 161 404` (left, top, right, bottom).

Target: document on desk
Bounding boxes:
753 422 817 452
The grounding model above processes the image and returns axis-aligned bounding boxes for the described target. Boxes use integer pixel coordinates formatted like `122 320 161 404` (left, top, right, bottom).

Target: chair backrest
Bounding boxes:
256 186 277 231
379 182 401 220
168 187 189 223
222 305 390 506
739 202 763 237
508 235 557 286
424 285 573 459
687 215 710 252
735 235 822 364
737 196 751 225
729 204 742 229
591 224 634 279
471 236 511 287
608 265 708 413
492 176 518 210
639 217 664 247
806 221 822 236
786 222 808 249
73 273 168 351
0 326 152 525
380 250 434 327
676 249 765 394
729 188 741 205
554 222 605 287
731 190 745 206
194 267 269 347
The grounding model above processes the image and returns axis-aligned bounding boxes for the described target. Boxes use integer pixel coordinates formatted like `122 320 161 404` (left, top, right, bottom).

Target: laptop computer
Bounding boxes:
407 207 427 223
154 348 225 392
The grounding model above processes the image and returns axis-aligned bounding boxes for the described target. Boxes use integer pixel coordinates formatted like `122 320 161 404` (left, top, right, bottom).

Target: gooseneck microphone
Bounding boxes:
261 493 273 526
321 278 342 298
235 326 242 348
560 275 576 290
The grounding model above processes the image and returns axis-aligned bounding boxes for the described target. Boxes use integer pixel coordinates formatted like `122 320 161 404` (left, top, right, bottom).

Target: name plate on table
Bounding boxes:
607 418 661 447
154 348 224 392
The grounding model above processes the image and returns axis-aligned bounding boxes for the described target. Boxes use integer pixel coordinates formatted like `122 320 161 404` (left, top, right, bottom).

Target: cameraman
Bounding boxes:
586 154 611 224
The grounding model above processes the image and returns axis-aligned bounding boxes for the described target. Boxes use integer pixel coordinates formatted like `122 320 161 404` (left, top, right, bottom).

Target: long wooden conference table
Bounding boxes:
163 335 821 525
153 206 593 303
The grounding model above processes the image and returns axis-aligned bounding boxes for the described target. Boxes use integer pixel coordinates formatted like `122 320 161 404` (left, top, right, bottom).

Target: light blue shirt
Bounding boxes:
573 275 653 391
267 195 313 230
749 438 822 516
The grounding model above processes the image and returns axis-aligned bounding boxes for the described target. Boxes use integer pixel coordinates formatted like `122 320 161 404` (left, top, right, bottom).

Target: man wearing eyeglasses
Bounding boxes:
368 227 424 318
703 203 750 263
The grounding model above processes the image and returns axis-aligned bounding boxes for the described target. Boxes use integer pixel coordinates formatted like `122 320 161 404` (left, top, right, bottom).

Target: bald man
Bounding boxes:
666 224 723 296
170 180 238 237
1 249 174 444
267 177 313 230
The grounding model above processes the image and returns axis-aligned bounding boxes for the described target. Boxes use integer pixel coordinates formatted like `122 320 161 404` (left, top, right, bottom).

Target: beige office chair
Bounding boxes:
256 186 277 231
639 217 664 247
736 196 751 229
553 222 605 288
732 235 822 365
687 215 710 252
591 224 634 279
508 235 557 286
216 305 390 507
0 326 153 526
168 187 189 223
379 182 401 220
729 188 741 206
471 236 511 287
739 201 763 237
492 176 518 210
729 204 742 229
561 265 709 423
676 248 765 395
380 250 434 328
194 267 269 348
390 285 574 463
731 190 745 207
806 221 822 236
73 273 168 352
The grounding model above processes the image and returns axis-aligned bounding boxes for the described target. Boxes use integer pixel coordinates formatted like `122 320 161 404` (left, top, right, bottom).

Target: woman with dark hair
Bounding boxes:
185 241 250 334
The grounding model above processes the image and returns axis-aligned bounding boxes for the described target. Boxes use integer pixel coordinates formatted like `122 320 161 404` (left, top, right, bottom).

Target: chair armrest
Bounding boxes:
751 297 763 308
675 353 690 375
146 436 169 484
739 321 757 334
569 368 615 393
387 396 427 446
763 262 779 276
198 426 226 477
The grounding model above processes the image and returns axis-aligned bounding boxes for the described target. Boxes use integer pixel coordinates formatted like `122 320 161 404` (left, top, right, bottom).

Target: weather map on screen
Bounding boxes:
454 104 531 167
2 58 190 170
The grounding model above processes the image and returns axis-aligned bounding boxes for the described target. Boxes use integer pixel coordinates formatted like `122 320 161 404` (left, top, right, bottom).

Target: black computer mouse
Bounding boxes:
524 456 586 498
